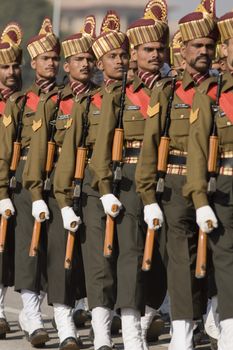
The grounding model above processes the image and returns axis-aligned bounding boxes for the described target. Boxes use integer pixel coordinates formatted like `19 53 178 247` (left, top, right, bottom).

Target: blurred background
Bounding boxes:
0 0 231 86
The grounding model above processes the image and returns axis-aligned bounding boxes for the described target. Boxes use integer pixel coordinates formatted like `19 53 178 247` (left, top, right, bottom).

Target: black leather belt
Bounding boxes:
123 147 141 158
219 157 233 168
167 154 186 165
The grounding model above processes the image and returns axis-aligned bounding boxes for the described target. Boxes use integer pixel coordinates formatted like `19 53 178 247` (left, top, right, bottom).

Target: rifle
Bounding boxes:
103 70 127 258
195 221 213 278
64 94 92 270
9 94 27 189
0 210 11 253
29 90 62 257
156 77 176 193
207 72 222 194
142 219 159 271
195 73 223 279
0 95 27 254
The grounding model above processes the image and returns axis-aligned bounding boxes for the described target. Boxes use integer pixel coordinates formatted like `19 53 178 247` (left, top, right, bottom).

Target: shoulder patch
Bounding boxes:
147 103 160 117
32 119 42 132
190 108 199 124
2 115 12 127
64 118 72 129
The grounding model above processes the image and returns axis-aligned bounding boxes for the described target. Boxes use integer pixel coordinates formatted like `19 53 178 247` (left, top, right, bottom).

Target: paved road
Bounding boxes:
1 288 212 350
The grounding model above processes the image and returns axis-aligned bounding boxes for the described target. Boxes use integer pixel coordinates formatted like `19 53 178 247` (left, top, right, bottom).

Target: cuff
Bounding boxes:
192 192 209 209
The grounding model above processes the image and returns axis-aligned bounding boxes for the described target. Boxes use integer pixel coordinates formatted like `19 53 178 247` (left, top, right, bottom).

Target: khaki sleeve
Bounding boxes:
22 98 56 201
135 89 168 205
183 92 212 209
0 100 18 199
89 90 120 196
54 103 83 209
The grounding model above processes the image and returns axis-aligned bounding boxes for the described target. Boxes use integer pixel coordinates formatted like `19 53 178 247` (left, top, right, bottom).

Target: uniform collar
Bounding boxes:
221 71 233 93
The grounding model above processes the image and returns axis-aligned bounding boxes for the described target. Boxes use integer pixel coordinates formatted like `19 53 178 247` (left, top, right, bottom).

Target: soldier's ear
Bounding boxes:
221 43 228 58
96 59 104 72
131 49 137 62
31 59 36 70
63 61 70 73
180 44 186 60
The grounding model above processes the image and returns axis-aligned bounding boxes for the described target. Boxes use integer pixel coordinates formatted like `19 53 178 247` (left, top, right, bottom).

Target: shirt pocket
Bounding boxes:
123 110 145 138
216 115 233 146
88 115 100 143
23 112 34 126
169 108 190 137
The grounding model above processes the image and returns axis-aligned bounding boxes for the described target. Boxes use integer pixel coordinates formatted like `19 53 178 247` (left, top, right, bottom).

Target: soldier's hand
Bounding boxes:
196 205 218 233
144 203 164 229
32 200 49 222
100 194 122 218
0 198 15 218
61 206 81 232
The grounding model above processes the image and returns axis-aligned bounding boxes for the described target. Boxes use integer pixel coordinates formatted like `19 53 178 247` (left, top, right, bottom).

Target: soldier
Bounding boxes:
135 1 218 349
169 30 186 76
0 22 22 339
23 16 97 349
183 9 233 350
89 1 169 349
0 18 60 347
54 11 129 350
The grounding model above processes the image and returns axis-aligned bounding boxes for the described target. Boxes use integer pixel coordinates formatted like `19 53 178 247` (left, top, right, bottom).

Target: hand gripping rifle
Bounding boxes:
103 70 127 258
64 94 92 270
156 77 176 193
195 73 222 279
0 95 27 253
29 91 62 257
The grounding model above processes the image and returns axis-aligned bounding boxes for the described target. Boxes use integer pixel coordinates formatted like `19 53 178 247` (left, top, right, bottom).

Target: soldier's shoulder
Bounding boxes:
155 77 173 91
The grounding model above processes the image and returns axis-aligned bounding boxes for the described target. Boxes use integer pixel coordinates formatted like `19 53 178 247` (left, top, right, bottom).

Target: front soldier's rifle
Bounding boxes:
103 70 127 258
156 77 176 193
29 90 62 257
195 73 223 279
142 79 176 271
0 95 27 253
64 94 92 270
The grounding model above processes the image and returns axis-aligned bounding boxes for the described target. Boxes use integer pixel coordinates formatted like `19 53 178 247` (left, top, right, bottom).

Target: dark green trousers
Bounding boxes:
14 159 47 293
209 174 233 321
162 174 207 320
0 217 15 287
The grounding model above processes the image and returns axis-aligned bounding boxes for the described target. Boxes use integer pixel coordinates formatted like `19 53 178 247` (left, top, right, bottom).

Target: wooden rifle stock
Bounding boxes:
103 128 124 258
64 147 87 269
10 142 21 172
103 204 119 258
45 141 56 173
208 136 219 173
29 212 46 257
142 219 159 271
195 220 213 279
0 210 12 253
157 137 170 172
64 221 78 270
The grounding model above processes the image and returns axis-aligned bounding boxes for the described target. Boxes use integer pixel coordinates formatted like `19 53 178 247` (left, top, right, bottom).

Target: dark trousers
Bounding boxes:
162 174 207 320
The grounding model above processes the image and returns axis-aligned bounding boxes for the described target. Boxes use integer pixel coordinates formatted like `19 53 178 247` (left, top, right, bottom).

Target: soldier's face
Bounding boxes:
31 51 60 80
97 48 129 80
222 38 233 72
181 38 215 74
63 52 96 83
0 61 21 90
132 42 166 73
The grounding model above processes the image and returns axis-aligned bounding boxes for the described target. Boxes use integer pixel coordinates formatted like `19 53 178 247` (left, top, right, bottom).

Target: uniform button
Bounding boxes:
180 114 184 118
40 96 45 101
227 121 231 126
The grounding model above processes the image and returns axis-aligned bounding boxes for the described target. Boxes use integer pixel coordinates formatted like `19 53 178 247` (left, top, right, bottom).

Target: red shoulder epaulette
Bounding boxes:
91 92 102 110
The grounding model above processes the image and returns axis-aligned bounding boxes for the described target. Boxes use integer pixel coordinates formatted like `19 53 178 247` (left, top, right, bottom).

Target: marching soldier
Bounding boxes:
0 22 22 339
89 1 169 348
169 30 186 76
0 18 60 347
135 1 218 349
54 11 130 350
23 16 97 349
183 9 233 350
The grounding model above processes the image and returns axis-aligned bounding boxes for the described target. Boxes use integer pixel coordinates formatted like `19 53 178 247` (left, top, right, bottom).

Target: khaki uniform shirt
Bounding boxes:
183 71 233 209
135 70 217 205
54 86 102 209
0 83 58 200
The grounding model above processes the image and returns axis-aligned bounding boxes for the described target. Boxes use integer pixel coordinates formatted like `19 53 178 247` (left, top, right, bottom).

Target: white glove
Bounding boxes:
61 206 81 232
196 205 218 233
32 200 49 222
100 194 122 218
0 198 15 218
144 203 164 229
